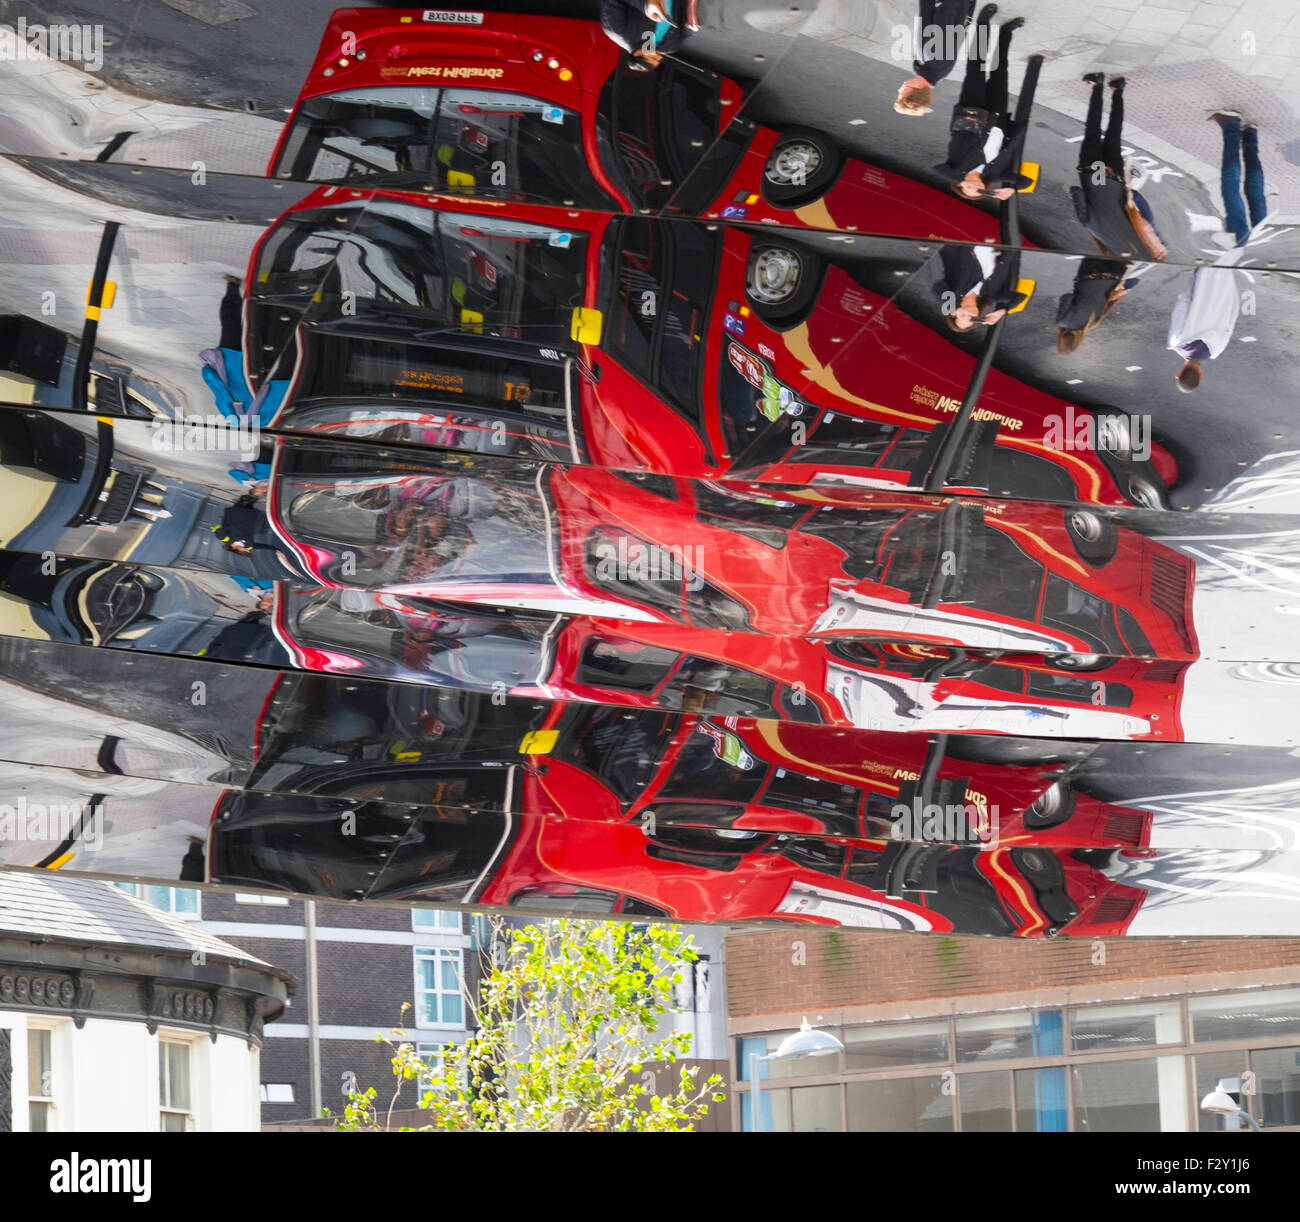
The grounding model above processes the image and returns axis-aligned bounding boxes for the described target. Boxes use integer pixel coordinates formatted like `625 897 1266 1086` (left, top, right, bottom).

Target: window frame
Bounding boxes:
413 946 466 1030
158 1035 197 1133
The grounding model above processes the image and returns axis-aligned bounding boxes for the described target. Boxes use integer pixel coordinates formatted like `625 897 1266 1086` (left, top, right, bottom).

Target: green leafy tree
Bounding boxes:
331 917 725 1132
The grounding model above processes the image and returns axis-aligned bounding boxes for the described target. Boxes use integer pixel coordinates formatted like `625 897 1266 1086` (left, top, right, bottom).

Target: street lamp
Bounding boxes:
1200 1080 1261 1132
748 1018 845 1132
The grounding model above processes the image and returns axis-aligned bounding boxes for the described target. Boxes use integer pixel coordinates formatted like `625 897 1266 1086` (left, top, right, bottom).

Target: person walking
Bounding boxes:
934 243 1027 331
1069 73 1166 262
934 6 1032 200
1209 111 1268 247
895 0 977 117
1055 258 1137 354
600 0 700 71
1167 257 1241 392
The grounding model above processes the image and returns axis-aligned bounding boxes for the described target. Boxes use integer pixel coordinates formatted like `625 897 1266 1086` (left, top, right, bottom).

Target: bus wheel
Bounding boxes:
1047 653 1107 672
1022 782 1077 830
1126 476 1166 509
762 128 838 205
745 243 822 328
1064 508 1118 564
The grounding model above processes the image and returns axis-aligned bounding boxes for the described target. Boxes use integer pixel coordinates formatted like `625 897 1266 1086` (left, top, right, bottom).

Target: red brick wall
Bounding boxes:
725 933 1300 1017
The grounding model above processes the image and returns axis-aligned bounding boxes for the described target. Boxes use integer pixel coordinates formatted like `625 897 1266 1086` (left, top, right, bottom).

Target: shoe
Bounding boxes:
1207 110 1242 124
1083 71 1105 85
1108 75 1125 90
1003 16 1025 33
979 3 998 19
1243 121 1259 132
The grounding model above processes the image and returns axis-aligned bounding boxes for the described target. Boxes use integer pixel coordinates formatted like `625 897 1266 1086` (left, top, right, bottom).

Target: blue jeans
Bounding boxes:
1221 118 1267 246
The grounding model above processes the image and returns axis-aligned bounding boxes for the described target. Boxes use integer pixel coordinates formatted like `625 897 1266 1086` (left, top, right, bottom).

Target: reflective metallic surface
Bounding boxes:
2 1 1300 937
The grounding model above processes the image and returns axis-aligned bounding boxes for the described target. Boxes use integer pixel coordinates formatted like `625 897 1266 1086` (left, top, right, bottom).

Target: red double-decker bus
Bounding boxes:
269 7 1011 244
206 675 1154 935
264 452 1198 660
246 188 1175 508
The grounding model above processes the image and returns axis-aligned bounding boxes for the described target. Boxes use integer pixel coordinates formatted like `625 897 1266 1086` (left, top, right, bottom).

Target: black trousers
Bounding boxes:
1080 81 1125 177
218 279 242 351
958 7 1012 116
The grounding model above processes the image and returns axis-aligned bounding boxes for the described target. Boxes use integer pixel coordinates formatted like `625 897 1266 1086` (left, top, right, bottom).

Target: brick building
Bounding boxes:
726 932 1300 1132
117 883 728 1126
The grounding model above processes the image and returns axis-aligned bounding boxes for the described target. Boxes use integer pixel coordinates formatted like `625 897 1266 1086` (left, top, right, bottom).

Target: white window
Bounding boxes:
414 948 464 1028
236 893 290 906
416 1043 467 1095
159 1039 194 1132
116 884 201 919
416 1043 447 1094
260 1083 296 1104
412 908 462 932
28 1026 55 1132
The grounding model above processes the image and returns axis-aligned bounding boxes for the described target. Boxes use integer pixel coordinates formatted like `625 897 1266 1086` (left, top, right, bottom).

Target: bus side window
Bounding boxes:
578 635 679 693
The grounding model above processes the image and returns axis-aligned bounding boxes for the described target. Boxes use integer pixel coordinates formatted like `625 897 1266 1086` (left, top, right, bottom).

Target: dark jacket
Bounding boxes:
914 0 978 85
1056 258 1127 329
600 0 686 55
937 122 1032 189
1070 179 1165 261
935 244 1026 312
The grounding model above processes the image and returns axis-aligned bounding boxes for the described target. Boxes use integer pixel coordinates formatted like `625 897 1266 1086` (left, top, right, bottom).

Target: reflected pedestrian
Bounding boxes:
1055 258 1137 354
934 243 1027 331
600 0 700 71
1167 264 1240 392
934 6 1031 200
1209 111 1268 247
895 0 977 117
1069 73 1167 261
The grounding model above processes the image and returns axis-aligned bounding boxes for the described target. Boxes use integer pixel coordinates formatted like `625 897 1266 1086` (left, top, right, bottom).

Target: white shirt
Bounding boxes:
973 127 1005 175
968 245 998 297
1167 265 1240 360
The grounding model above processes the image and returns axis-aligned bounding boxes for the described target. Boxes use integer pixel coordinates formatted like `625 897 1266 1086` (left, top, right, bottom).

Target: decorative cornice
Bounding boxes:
0 961 272 1046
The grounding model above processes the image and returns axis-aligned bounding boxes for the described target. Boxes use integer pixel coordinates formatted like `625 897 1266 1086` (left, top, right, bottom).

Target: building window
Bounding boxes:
1072 1056 1188 1133
847 1075 952 1132
958 1070 1013 1132
737 1032 837 1081
159 1040 194 1132
1251 1045 1300 1129
28 1027 54 1132
413 909 462 933
116 884 200 919
1189 987 1300 1043
414 948 464 1028
260 1083 295 1104
237 894 290 906
844 1021 948 1071
1071 1000 1182 1051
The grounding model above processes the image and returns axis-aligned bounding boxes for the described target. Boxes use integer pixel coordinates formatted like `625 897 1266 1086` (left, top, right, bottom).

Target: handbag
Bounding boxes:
950 105 991 136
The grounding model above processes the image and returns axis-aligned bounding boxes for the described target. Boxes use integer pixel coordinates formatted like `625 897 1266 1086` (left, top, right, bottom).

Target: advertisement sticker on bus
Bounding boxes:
726 341 804 422
697 723 754 770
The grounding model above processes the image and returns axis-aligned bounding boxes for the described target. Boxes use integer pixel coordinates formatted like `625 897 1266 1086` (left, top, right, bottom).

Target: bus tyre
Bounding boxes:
1064 508 1119 565
1046 653 1108 672
1022 783 1077 830
762 128 839 206
1126 475 1167 509
745 243 822 328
